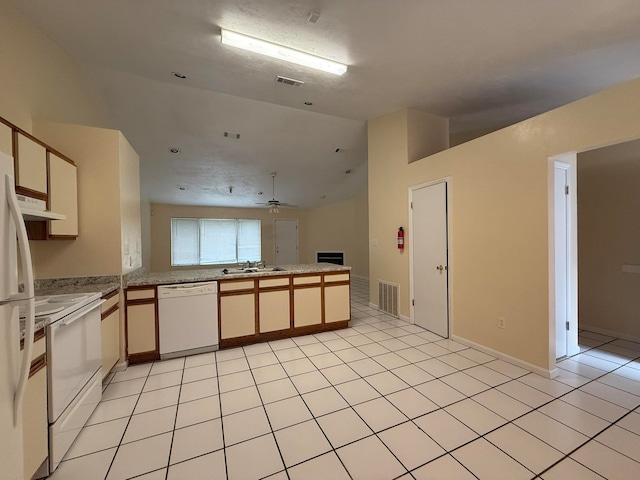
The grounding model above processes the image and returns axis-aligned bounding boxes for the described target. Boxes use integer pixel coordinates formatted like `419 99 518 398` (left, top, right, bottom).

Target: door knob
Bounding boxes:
436 265 447 272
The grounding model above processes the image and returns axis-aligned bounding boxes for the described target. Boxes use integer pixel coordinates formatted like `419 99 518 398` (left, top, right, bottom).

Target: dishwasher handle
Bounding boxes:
163 284 207 290
158 282 218 298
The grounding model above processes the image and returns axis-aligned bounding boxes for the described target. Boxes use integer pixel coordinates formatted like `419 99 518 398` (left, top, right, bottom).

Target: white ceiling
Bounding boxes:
12 0 640 209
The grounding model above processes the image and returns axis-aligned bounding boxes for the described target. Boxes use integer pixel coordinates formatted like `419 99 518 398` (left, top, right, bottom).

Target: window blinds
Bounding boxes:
171 218 261 266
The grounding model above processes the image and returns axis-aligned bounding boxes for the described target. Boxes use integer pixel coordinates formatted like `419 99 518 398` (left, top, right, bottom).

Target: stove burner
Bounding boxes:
47 294 88 304
35 304 64 317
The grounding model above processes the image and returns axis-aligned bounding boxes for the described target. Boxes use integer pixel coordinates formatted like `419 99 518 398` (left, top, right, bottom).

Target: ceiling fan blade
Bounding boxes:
278 203 298 208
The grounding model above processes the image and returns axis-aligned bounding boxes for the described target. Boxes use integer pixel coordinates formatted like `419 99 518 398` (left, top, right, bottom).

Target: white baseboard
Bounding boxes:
580 324 640 344
366 302 408 322
113 361 128 373
451 334 558 379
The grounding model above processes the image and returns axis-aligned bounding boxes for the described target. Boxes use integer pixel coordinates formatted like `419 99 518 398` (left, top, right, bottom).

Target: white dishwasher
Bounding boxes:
157 281 218 359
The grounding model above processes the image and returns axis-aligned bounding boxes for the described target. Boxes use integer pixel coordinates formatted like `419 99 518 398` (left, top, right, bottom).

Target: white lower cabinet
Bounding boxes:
22 336 48 480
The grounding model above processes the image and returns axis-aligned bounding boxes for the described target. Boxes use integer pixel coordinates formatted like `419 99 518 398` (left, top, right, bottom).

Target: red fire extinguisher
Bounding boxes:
397 227 404 250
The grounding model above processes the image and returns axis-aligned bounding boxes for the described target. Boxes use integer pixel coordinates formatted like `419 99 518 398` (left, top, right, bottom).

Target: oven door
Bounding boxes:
46 299 103 421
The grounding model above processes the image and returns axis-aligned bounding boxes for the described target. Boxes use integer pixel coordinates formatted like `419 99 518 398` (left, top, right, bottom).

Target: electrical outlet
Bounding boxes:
497 317 506 329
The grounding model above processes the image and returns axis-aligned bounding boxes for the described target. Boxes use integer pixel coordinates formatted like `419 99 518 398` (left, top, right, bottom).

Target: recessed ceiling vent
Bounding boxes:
275 75 304 87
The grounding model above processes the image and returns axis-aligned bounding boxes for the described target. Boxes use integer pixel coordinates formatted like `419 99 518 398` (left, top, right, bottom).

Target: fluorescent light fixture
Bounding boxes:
221 29 347 76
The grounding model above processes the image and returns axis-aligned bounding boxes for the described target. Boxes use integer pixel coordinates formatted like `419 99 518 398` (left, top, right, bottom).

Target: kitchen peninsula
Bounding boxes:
125 264 351 363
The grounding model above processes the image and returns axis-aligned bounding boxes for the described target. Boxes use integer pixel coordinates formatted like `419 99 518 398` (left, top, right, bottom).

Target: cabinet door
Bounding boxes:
48 153 78 236
16 133 47 195
101 308 120 378
0 121 12 156
293 287 322 327
126 303 157 354
220 294 256 339
22 364 47 480
324 284 350 323
259 290 290 333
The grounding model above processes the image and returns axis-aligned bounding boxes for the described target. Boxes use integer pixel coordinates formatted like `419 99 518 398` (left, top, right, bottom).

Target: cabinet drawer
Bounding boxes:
293 275 321 286
220 280 254 292
127 288 156 301
259 277 289 288
324 273 350 283
102 291 120 313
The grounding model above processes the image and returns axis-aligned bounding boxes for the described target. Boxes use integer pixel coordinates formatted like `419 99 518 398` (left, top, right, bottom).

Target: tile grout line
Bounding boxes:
241 341 291 480
74 282 640 480
101 364 155 480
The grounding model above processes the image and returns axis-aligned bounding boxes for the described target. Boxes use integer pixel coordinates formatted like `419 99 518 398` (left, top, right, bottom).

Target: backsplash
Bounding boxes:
35 275 121 291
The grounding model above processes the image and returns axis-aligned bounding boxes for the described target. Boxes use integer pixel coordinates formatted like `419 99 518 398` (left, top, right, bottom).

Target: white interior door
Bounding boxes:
411 181 449 337
274 219 298 265
554 164 569 358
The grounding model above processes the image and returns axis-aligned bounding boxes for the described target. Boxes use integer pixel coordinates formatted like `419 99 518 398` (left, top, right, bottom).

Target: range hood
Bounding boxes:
18 195 66 221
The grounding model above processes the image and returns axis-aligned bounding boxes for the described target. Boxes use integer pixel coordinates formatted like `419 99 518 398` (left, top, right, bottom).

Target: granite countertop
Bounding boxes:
127 263 351 287
35 281 120 297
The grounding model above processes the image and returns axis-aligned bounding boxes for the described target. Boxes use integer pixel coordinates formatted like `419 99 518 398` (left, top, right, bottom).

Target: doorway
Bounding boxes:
549 153 579 363
274 219 298 265
554 162 570 358
410 180 450 338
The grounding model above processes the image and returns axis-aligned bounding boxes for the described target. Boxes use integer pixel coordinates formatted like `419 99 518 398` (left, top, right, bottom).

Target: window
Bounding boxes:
171 218 261 266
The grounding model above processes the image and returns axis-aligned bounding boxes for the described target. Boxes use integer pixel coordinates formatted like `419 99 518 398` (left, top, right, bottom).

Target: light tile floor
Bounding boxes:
50 278 640 479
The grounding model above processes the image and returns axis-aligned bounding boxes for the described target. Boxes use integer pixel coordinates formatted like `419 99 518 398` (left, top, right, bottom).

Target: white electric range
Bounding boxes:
26 292 104 473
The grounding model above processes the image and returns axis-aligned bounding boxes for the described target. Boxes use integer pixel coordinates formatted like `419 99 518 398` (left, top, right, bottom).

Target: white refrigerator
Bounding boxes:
0 151 36 480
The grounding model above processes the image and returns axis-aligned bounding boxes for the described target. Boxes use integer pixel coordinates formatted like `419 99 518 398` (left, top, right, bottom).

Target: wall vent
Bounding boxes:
275 75 304 87
378 280 399 318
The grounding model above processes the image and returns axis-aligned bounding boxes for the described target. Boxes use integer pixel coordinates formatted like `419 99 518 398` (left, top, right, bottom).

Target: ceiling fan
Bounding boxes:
256 172 298 213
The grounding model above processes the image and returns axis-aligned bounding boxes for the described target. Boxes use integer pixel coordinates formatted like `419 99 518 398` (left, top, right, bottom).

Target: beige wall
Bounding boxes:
407 109 449 163
304 190 369 278
0 0 109 133
450 125 503 147
0 0 123 278
30 122 140 278
369 79 640 371
577 140 640 340
140 199 152 271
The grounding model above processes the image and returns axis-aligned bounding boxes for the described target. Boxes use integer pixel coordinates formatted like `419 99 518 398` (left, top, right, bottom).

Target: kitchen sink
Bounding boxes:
222 267 286 275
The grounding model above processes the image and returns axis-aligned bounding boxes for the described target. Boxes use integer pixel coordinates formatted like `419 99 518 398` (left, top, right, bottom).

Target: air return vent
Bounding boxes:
275 75 304 87
378 280 399 318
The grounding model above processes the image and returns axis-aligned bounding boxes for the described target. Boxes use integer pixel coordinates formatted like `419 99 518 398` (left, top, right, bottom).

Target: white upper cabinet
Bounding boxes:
48 152 78 237
16 132 47 196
